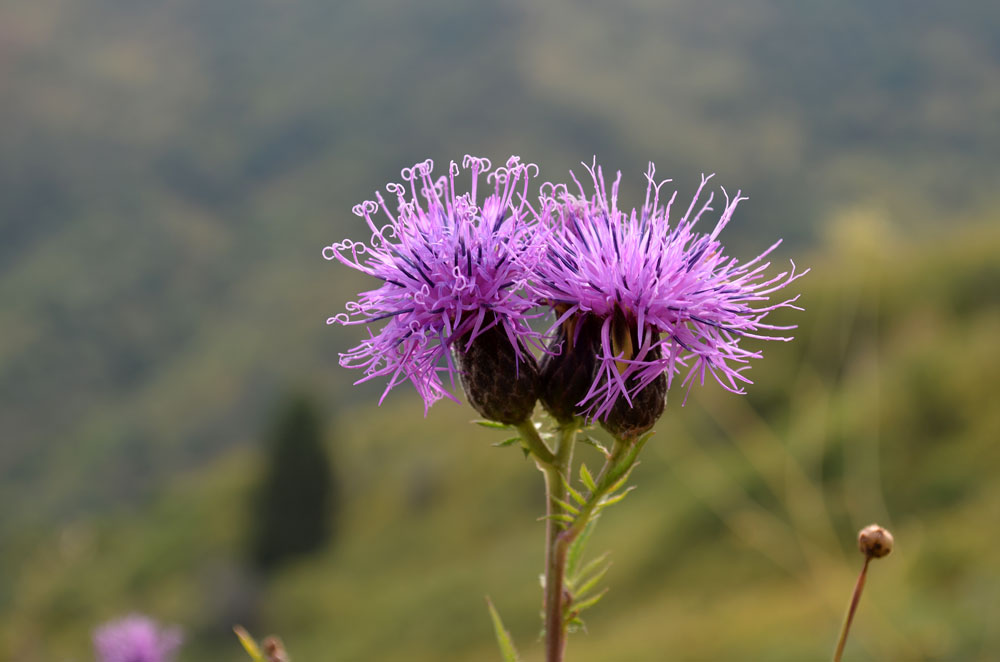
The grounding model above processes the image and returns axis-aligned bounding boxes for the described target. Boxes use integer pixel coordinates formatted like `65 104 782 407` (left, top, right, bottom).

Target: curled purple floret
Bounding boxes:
534 159 807 422
325 156 546 411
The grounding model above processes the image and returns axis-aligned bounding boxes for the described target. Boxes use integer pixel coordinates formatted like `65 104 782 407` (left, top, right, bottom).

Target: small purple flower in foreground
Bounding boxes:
325 156 545 412
93 615 182 662
535 161 806 432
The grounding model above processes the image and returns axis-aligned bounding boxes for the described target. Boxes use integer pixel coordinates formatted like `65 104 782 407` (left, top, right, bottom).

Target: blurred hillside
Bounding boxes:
3 0 1000 528
1 0 1000 659
3 222 998 660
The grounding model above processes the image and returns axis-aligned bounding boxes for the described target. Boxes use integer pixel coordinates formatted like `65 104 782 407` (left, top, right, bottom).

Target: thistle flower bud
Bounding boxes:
602 371 666 440
858 524 894 559
457 323 539 425
600 311 667 439
539 313 601 424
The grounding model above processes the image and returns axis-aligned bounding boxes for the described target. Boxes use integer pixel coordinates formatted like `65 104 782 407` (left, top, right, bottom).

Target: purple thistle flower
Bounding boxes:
534 160 806 430
93 615 182 662
324 155 546 413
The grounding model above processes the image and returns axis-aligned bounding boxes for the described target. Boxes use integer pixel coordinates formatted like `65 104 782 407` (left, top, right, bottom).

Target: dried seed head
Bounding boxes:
457 322 539 425
858 524 894 559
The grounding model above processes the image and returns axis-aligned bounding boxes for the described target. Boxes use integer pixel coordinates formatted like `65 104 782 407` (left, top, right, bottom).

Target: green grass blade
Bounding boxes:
233 626 265 662
486 597 521 662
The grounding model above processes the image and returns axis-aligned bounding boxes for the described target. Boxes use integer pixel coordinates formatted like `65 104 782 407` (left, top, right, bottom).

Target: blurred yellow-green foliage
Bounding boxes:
5 224 999 660
2 0 999 660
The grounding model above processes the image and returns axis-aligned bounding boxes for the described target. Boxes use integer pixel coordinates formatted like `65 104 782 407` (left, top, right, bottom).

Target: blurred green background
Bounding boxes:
2 0 999 660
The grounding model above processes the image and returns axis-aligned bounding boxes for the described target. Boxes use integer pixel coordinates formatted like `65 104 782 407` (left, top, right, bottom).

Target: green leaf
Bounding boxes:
570 551 611 588
598 486 636 510
561 475 587 506
578 434 609 457
538 513 576 524
579 463 598 493
565 519 597 578
233 626 265 662
568 587 609 616
492 436 522 448
551 497 581 516
486 597 521 662
474 419 511 429
566 615 588 634
603 461 639 496
574 559 611 599
602 431 653 489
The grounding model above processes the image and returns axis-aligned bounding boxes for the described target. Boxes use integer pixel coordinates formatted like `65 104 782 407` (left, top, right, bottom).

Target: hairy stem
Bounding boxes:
542 424 578 662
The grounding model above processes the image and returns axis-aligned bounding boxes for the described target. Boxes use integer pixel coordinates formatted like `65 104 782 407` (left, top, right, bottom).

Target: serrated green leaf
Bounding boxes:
602 431 653 487
568 587 609 616
570 551 610 587
566 615 587 634
233 626 264 662
579 463 598 493
578 434 609 456
492 436 522 448
474 419 511 429
561 475 587 506
598 485 636 510
574 560 611 600
603 462 638 496
485 597 521 662
551 497 581 516
565 519 596 578
538 513 576 524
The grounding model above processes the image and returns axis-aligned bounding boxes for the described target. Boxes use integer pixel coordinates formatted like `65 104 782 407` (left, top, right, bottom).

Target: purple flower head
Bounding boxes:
93 615 183 662
534 160 807 427
325 156 546 412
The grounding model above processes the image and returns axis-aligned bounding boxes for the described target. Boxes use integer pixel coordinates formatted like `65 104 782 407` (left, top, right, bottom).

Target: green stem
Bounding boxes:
542 423 578 662
515 421 556 465
833 556 871 662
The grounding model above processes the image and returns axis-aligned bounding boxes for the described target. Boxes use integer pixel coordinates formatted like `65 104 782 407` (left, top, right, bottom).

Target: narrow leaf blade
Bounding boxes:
566 519 597 578
538 513 576 524
572 551 611 587
474 420 511 429
569 587 610 615
579 463 598 493
579 434 610 457
598 486 636 510
561 475 588 506
551 497 581 516
574 560 612 600
486 597 521 662
233 626 264 662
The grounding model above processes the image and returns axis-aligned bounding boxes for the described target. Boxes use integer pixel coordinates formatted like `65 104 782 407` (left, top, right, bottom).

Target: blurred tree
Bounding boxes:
250 394 336 573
